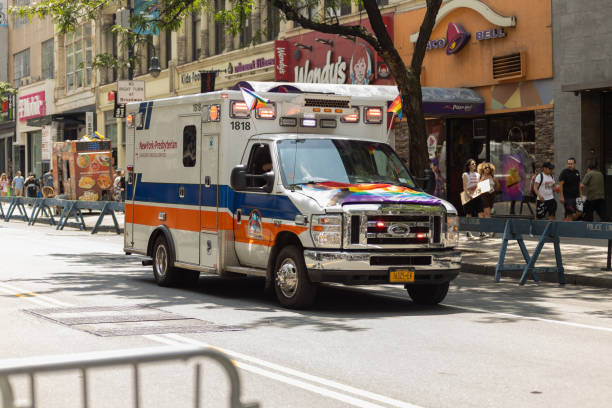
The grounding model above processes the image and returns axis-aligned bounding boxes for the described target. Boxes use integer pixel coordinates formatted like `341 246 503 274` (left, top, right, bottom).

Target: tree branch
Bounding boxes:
410 0 442 76
272 0 381 52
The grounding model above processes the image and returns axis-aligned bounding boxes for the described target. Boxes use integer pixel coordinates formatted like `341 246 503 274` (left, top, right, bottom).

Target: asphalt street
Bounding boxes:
1 220 611 408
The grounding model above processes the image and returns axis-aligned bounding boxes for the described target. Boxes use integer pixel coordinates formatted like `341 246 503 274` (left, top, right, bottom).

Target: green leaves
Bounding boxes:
0 82 17 104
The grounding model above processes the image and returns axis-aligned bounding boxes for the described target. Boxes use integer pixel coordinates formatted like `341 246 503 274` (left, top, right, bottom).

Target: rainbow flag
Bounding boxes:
387 95 402 119
240 87 271 113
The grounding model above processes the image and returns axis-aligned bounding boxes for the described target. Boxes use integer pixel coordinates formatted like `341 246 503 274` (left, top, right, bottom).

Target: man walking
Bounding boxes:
580 163 606 221
559 157 581 221
534 162 557 221
12 170 24 197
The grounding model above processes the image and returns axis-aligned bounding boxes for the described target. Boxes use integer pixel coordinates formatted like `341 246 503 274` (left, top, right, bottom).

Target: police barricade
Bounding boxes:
0 197 124 234
0 345 259 408
460 217 612 285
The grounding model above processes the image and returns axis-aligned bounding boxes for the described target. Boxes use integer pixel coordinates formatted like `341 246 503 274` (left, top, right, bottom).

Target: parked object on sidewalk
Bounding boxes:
51 140 114 201
0 345 258 408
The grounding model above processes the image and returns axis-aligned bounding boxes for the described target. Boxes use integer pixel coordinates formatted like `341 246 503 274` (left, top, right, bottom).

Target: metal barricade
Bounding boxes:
0 345 259 408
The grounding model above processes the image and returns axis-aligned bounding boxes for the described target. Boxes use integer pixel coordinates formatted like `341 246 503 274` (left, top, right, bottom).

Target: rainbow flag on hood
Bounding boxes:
240 87 271 113
387 95 402 119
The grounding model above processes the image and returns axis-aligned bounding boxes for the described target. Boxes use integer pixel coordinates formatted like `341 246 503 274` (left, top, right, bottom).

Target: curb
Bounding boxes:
461 263 612 289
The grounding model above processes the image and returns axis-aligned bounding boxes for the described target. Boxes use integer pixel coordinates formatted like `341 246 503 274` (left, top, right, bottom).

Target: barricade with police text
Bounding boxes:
460 217 612 285
0 196 124 234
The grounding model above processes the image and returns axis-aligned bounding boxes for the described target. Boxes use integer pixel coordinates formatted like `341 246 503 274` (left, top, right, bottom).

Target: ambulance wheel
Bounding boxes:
274 246 317 309
406 282 449 305
153 235 178 287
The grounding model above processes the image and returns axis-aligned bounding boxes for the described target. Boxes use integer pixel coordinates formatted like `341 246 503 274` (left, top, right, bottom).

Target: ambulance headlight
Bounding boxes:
364 107 383 124
310 215 343 248
444 214 459 247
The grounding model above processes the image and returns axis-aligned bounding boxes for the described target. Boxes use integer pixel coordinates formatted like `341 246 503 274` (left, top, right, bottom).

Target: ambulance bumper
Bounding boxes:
303 249 461 284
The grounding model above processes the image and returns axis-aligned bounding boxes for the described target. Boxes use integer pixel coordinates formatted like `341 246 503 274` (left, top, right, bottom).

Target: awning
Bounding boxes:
561 81 612 93
232 81 484 116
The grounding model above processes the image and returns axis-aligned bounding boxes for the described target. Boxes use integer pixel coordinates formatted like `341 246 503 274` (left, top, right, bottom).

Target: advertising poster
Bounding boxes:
75 152 113 201
501 153 524 201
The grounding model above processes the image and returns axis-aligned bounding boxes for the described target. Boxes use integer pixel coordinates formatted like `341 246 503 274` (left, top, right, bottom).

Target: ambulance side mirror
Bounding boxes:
262 171 275 194
230 164 248 191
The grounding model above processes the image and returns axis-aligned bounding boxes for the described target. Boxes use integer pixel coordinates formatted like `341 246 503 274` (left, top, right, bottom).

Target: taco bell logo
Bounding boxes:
446 22 470 55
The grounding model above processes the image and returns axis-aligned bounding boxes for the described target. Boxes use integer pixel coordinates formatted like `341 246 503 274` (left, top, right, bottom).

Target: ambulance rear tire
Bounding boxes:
274 246 317 309
152 235 178 287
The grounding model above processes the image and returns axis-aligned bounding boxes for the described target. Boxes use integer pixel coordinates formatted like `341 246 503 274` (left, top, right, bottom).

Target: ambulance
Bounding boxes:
124 82 461 308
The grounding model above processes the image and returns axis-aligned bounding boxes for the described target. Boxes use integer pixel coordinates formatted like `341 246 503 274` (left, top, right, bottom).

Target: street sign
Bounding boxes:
86 111 94 137
117 80 145 104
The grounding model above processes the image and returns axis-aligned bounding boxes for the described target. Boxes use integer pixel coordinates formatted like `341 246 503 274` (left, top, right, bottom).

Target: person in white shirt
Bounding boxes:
462 159 483 218
534 162 557 220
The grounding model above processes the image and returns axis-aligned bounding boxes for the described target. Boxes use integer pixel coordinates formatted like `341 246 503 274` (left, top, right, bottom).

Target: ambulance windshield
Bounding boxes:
277 139 417 188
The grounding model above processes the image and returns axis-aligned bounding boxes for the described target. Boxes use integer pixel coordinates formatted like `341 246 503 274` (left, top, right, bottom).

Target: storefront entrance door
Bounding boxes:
602 93 612 219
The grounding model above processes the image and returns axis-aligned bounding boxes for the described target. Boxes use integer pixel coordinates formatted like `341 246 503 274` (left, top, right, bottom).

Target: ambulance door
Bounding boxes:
200 133 219 268
233 142 274 268
174 115 201 265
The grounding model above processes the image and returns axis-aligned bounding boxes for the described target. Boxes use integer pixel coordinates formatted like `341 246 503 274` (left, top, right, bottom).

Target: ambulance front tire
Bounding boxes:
152 235 179 287
274 246 317 309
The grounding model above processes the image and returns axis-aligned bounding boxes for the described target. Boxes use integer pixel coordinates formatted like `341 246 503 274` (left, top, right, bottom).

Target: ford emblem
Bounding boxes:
389 224 409 235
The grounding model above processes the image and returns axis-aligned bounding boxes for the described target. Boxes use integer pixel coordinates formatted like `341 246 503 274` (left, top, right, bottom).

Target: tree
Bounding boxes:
11 0 441 175
0 82 17 104
272 0 442 177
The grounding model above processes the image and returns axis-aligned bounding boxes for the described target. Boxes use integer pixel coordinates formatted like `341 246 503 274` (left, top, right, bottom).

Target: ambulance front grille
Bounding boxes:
304 98 350 108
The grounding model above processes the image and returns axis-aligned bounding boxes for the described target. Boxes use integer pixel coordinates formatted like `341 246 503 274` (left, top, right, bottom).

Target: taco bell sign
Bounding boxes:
18 91 46 121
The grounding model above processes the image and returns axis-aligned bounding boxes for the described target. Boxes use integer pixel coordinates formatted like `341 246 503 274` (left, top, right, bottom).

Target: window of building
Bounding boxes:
65 24 93 92
192 12 201 60
266 1 281 41
324 0 351 18
214 0 225 54
239 16 251 48
164 29 172 68
13 48 30 86
42 38 54 79
14 0 29 27
183 125 196 167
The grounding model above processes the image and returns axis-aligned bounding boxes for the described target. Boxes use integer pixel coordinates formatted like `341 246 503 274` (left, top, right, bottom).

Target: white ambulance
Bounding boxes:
124 82 461 308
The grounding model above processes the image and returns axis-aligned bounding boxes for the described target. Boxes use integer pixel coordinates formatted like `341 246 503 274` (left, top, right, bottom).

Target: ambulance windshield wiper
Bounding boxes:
288 180 328 190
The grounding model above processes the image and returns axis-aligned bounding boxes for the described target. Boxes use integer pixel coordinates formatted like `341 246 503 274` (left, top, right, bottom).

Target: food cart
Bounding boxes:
52 140 114 201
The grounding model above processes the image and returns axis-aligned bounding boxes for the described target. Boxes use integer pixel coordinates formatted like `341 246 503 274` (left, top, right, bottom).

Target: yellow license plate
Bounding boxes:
389 269 415 283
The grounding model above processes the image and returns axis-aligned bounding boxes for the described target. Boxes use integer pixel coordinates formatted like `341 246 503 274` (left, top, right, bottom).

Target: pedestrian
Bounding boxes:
0 173 8 197
24 173 40 198
42 169 53 188
559 157 582 221
119 170 126 201
534 162 557 221
461 159 483 237
580 163 607 221
477 162 499 218
12 170 24 197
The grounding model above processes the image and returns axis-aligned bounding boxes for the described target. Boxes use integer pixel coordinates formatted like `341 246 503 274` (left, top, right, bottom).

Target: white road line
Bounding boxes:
443 303 612 333
0 286 56 308
159 333 423 408
0 283 74 307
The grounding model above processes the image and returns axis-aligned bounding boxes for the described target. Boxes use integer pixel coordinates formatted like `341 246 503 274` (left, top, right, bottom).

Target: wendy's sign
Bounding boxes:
274 15 394 85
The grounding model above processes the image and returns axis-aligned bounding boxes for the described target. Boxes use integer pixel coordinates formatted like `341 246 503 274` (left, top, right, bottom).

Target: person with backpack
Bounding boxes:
24 173 40 199
534 162 557 220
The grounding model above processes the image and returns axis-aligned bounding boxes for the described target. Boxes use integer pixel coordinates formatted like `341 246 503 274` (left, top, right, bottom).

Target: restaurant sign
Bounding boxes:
18 91 46 122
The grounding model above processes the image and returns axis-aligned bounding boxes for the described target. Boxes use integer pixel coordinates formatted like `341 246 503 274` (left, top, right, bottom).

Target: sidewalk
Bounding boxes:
459 234 612 289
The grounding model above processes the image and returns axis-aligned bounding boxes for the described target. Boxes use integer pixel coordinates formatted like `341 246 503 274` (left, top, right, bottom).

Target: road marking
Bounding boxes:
0 286 56 307
0 282 74 307
150 333 422 408
443 303 612 333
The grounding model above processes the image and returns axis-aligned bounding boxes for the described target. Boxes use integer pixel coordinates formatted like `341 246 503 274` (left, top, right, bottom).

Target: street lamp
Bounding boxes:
148 55 161 78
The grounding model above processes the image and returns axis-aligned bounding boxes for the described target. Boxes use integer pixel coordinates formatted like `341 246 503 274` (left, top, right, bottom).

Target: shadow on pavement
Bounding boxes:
13 251 609 332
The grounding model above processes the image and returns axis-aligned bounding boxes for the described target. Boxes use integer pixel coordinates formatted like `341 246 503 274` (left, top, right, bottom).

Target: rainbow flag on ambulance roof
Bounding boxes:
240 87 271 113
387 95 402 119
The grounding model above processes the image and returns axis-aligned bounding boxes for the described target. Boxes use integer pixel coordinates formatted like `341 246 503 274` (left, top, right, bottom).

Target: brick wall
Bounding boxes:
535 108 554 168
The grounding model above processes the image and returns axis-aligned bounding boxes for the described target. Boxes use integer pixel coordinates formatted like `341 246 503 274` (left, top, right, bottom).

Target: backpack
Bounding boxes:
528 173 540 197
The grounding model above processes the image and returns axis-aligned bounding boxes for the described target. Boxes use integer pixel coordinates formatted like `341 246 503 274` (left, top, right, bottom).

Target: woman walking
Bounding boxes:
0 173 8 197
461 159 483 237
477 162 499 218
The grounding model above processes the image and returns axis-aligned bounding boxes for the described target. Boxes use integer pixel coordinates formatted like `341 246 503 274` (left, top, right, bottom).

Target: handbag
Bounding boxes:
460 191 471 206
536 200 546 218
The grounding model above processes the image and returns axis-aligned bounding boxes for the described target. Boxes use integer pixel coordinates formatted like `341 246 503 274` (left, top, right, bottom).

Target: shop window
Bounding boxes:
183 125 197 167
65 24 93 92
13 48 30 87
42 39 54 80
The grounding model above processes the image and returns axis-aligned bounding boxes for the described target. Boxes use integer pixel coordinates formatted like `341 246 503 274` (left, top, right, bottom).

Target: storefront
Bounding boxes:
395 0 553 214
16 82 56 177
274 15 395 86
0 93 16 176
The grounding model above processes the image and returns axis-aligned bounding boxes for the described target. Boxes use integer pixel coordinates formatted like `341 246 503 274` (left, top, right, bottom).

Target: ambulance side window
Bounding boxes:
183 125 197 167
246 143 272 188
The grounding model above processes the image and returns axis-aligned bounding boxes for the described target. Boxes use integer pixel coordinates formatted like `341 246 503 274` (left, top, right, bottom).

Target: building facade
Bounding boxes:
553 0 612 218
395 0 553 214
